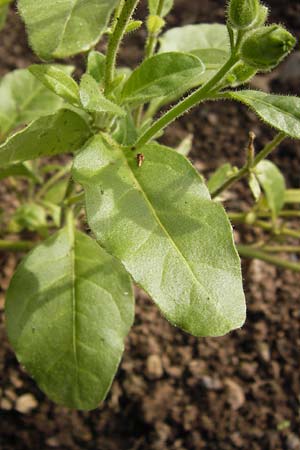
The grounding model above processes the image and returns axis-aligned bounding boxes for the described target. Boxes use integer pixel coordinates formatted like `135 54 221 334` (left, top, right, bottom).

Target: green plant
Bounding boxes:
0 0 300 410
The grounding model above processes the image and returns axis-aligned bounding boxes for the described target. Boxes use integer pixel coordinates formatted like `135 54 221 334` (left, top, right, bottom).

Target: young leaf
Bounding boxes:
255 160 285 217
0 68 73 136
207 163 235 195
87 51 106 84
0 162 38 182
6 226 134 410
80 74 125 117
18 0 119 60
248 172 261 201
0 109 91 165
148 0 173 17
227 90 300 139
121 52 205 105
73 136 246 337
29 65 80 106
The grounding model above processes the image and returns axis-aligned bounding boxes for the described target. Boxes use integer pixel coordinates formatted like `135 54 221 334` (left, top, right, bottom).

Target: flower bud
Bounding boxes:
241 25 296 71
147 15 165 35
228 0 260 30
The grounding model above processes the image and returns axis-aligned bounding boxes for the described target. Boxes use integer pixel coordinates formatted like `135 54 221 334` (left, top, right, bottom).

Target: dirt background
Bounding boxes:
1 1 300 449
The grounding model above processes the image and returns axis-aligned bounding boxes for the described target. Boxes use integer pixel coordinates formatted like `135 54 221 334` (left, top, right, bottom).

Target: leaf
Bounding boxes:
18 0 119 60
148 0 173 16
176 134 193 156
159 24 255 87
80 74 125 117
43 179 68 205
255 160 285 217
248 172 261 201
6 226 134 410
73 136 246 337
159 24 229 81
29 65 80 106
207 163 235 195
0 67 73 136
0 162 39 182
227 90 300 139
0 109 91 165
87 51 106 84
121 52 205 106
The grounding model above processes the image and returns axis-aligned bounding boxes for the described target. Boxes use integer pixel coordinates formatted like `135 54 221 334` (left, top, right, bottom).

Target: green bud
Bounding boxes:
125 20 143 34
241 25 297 71
147 15 165 35
228 0 260 30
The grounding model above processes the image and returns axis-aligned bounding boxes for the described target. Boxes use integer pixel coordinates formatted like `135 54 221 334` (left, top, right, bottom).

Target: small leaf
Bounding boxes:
18 0 119 59
121 52 205 105
0 109 91 165
248 172 261 201
80 74 125 117
255 160 285 217
87 51 106 84
29 65 80 106
0 162 39 182
207 163 235 195
148 0 173 17
227 90 300 139
176 134 193 156
0 67 73 136
73 136 246 337
6 226 134 410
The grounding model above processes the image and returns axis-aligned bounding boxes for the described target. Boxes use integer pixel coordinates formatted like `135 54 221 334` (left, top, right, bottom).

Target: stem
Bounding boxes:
104 0 139 95
261 245 300 253
229 213 300 239
135 54 239 148
0 239 34 252
145 0 165 58
237 244 300 272
211 132 286 198
36 163 71 200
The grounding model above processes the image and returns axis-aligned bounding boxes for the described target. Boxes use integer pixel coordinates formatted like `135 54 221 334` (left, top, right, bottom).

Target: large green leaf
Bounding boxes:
121 52 205 106
0 109 90 165
0 68 72 137
6 226 134 410
159 24 255 87
227 90 300 139
159 24 229 81
73 136 246 337
18 0 119 60
255 160 285 218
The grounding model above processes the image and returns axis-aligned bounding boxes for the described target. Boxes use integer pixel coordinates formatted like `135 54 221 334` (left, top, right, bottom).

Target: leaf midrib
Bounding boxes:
117 147 220 311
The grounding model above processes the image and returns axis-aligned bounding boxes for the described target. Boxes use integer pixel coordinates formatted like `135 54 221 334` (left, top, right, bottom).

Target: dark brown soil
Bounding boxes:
1 1 300 450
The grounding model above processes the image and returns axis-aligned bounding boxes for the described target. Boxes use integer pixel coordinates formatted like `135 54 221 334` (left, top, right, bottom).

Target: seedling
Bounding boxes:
0 0 300 410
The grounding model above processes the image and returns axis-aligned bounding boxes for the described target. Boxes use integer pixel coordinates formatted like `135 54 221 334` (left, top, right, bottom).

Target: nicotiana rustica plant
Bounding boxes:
0 0 300 410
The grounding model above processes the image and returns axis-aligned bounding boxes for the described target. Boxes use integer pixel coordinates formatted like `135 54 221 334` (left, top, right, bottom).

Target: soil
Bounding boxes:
1 1 300 449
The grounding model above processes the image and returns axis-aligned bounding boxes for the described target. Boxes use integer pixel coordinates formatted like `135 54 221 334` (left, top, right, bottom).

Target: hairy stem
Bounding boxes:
211 132 286 198
135 54 239 148
237 244 300 272
105 0 139 95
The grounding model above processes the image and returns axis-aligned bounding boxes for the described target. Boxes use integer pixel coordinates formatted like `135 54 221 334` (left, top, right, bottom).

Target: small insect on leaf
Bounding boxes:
136 153 145 167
